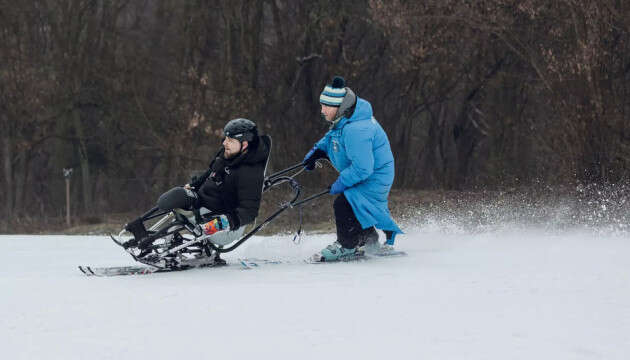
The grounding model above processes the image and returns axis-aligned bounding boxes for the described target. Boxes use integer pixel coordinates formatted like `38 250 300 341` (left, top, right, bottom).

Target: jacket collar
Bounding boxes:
329 88 357 130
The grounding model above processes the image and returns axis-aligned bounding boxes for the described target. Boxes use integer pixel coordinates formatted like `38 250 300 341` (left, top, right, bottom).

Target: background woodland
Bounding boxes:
1 0 629 230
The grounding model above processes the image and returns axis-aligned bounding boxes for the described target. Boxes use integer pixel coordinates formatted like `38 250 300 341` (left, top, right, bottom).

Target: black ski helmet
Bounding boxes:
223 118 257 142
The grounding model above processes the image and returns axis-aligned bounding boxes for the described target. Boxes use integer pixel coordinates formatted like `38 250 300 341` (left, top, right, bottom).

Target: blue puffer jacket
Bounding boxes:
315 94 402 241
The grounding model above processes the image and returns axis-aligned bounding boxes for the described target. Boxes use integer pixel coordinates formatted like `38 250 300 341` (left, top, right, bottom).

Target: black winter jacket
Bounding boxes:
196 135 270 230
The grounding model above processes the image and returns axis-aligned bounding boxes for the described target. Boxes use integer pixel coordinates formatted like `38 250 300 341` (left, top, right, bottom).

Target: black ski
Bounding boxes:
239 258 284 269
78 265 166 276
78 261 225 277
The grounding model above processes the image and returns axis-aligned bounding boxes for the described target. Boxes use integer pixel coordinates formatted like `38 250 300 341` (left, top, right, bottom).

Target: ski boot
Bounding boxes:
370 231 406 257
377 230 398 254
311 241 364 262
357 227 380 254
119 217 150 249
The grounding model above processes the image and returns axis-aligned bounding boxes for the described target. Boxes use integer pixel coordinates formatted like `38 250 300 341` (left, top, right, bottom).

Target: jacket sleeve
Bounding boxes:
339 123 375 187
233 165 264 228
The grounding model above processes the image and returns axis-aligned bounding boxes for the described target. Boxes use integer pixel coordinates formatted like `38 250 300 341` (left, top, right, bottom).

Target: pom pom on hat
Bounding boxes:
331 76 345 88
320 76 347 107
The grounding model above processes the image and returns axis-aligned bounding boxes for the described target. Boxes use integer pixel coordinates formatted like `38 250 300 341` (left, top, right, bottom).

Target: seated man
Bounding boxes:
129 118 270 255
190 117 270 245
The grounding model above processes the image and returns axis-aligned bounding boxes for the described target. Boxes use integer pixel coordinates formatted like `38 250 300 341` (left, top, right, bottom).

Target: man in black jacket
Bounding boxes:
154 118 270 247
122 118 269 259
190 118 270 233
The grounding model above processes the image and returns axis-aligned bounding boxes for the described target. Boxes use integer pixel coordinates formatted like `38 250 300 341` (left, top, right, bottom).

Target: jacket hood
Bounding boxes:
329 88 357 129
347 97 373 122
333 96 373 129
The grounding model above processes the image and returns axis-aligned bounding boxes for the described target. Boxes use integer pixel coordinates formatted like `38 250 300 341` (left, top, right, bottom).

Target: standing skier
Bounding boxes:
303 76 402 261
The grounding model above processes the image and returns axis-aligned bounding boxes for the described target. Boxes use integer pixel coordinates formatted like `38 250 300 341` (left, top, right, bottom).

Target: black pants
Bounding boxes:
157 187 200 211
334 194 377 249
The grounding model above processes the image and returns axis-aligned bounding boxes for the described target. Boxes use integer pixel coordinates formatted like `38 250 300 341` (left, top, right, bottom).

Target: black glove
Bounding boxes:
190 169 211 189
303 147 328 171
190 174 202 189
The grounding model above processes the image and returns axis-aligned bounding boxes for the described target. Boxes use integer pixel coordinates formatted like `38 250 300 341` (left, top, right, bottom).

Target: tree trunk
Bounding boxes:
2 135 12 229
13 149 29 218
249 0 264 89
72 108 92 213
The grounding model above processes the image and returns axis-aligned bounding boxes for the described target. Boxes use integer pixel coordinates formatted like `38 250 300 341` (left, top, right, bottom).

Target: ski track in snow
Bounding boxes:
1 227 629 360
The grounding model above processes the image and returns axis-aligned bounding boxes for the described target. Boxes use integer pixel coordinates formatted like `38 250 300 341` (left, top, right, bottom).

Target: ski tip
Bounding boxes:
109 234 123 246
78 266 96 276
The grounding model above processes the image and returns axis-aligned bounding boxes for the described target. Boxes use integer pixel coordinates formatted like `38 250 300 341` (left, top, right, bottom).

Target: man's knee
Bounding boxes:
157 187 199 211
333 194 352 214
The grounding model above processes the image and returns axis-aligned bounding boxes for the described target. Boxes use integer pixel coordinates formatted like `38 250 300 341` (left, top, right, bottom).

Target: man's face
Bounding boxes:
223 136 247 159
321 104 339 122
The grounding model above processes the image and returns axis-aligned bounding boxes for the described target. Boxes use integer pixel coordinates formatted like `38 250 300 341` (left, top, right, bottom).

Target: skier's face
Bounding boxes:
321 104 339 122
223 136 247 159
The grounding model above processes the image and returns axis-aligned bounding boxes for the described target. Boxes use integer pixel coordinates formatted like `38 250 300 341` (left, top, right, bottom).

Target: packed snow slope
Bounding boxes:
1 226 629 360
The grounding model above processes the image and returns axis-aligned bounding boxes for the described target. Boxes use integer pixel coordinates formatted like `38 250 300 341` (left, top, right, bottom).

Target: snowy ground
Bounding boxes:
1 226 629 360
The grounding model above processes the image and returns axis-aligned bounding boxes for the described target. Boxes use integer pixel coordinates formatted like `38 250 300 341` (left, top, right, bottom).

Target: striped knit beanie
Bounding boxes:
319 76 346 107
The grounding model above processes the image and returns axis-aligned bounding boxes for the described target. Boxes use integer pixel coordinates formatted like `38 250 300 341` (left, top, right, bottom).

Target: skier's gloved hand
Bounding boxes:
329 177 347 194
189 173 204 189
303 146 327 171
189 176 201 189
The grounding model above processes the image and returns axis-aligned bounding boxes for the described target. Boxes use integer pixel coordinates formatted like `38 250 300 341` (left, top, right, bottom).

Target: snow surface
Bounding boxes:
2 227 629 360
